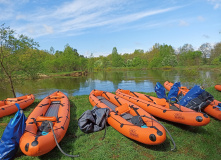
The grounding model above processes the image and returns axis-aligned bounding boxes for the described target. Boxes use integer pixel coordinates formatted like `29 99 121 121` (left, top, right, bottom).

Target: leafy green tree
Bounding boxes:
79 55 88 70
146 46 159 65
132 57 142 67
126 59 133 67
55 50 63 58
94 59 102 69
60 44 80 71
111 47 124 67
177 44 199 66
0 24 39 97
87 53 95 71
210 42 221 64
101 56 110 69
177 50 202 66
18 48 44 78
148 44 175 68
161 55 178 67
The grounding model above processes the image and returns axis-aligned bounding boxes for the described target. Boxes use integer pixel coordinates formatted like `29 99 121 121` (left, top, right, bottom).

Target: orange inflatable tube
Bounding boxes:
116 89 210 126
215 85 221 92
0 94 35 118
89 89 166 145
164 81 221 120
19 91 70 156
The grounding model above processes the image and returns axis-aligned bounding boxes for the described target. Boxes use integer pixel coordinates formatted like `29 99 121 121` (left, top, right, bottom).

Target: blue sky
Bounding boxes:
0 0 221 57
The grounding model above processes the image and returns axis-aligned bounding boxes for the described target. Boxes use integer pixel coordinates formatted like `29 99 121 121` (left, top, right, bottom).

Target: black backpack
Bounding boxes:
78 106 110 133
185 91 214 112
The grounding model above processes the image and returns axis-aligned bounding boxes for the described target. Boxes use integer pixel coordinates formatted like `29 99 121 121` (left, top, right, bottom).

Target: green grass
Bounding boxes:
0 87 221 159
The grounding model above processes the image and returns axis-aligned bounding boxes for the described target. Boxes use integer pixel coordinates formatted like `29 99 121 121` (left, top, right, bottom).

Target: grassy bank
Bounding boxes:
92 64 221 72
0 87 221 160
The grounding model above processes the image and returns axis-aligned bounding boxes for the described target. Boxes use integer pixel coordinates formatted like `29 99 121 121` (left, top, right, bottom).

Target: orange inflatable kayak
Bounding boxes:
116 89 210 126
89 89 166 145
164 81 221 120
19 91 70 156
0 94 35 118
215 85 221 91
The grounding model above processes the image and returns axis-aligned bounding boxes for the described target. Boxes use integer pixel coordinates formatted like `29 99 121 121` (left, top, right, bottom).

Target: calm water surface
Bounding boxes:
0 69 220 100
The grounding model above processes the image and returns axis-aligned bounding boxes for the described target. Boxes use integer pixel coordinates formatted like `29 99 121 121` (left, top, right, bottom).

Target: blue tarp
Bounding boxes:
0 103 27 160
179 85 205 106
167 82 181 101
155 82 167 99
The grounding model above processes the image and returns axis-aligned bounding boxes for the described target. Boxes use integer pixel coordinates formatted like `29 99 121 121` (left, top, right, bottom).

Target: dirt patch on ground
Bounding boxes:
64 71 88 77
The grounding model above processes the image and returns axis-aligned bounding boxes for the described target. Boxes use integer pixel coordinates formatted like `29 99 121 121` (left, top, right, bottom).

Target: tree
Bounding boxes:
210 42 221 64
0 24 39 97
148 44 175 68
161 55 178 67
111 47 124 67
87 53 95 71
49 46 55 54
177 44 200 66
60 44 80 71
178 44 194 53
199 43 212 64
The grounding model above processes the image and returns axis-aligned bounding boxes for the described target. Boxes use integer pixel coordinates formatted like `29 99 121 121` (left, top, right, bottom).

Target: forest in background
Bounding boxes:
1 24 221 80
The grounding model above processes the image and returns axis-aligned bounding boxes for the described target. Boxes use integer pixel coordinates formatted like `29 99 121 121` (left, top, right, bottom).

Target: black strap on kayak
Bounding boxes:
140 115 176 151
129 105 140 116
103 91 110 100
114 96 122 105
48 122 79 158
131 91 139 97
144 95 154 102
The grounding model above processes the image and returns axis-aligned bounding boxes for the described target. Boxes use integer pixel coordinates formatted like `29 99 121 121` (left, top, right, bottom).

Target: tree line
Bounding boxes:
93 43 221 69
1 24 221 97
1 24 221 79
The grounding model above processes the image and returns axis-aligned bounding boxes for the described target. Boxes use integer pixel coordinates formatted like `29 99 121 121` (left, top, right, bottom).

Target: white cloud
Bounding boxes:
16 14 26 20
179 20 189 26
27 26 34 34
207 0 221 9
43 24 53 34
0 0 9 4
197 16 205 22
1 0 182 38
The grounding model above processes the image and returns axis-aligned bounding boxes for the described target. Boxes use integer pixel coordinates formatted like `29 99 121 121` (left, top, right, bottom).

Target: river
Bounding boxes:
0 69 220 100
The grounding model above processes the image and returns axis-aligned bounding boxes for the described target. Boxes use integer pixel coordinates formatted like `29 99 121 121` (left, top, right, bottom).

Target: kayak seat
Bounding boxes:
36 101 60 135
121 113 133 122
45 101 60 119
115 104 130 115
36 116 57 122
116 104 133 122
169 104 180 111
6 98 17 102
97 96 133 122
97 96 117 111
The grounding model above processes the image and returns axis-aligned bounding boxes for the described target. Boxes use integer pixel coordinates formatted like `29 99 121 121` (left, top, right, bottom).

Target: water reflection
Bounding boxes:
0 69 220 100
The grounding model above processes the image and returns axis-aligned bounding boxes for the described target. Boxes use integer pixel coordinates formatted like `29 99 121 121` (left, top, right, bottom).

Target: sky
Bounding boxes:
0 0 221 57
